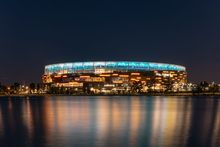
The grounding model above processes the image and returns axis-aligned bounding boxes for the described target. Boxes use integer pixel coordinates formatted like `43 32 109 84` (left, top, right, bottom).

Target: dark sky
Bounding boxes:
0 0 220 84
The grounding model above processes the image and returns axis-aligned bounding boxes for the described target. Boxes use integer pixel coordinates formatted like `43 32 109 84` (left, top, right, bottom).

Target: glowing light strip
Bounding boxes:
45 61 186 75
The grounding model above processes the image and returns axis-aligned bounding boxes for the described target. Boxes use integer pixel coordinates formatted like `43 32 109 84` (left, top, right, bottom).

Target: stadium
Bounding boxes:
42 61 187 94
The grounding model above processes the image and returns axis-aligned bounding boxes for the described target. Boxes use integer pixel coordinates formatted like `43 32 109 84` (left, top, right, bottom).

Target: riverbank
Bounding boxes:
0 92 220 97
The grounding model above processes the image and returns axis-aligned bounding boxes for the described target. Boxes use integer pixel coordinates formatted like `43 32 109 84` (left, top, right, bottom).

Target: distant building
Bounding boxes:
42 61 187 93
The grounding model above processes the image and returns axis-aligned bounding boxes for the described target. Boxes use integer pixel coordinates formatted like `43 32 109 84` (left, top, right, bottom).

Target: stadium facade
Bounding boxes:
42 61 187 93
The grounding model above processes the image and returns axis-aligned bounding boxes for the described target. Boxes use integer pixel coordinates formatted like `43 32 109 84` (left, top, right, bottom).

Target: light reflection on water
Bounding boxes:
0 96 219 147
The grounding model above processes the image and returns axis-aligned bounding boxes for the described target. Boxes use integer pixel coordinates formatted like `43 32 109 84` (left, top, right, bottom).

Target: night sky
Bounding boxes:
0 0 220 84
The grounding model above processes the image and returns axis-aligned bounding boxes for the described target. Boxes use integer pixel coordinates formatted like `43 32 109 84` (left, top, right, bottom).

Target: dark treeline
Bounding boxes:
0 82 45 95
0 81 219 95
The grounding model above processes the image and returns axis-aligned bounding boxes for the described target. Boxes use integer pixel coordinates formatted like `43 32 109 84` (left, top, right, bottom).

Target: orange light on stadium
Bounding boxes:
100 74 110 77
113 81 123 84
112 74 118 76
80 76 90 78
131 73 140 76
119 75 129 78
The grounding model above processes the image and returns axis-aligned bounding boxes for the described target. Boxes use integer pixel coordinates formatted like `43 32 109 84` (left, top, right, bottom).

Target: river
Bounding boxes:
0 96 219 147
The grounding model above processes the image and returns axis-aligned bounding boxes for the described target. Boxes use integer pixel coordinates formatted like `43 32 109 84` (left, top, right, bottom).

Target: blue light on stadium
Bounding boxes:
45 61 186 75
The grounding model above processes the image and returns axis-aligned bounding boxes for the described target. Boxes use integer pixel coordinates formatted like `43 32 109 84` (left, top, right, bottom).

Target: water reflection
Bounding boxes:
0 96 219 147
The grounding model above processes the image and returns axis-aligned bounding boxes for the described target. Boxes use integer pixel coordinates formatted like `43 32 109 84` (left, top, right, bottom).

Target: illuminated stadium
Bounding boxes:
43 61 187 94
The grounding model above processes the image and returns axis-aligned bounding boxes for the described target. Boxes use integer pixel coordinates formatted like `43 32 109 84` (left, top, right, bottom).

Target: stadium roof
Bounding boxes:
45 61 186 75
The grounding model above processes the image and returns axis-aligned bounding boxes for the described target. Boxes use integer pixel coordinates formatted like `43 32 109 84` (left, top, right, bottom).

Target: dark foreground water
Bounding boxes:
0 96 220 147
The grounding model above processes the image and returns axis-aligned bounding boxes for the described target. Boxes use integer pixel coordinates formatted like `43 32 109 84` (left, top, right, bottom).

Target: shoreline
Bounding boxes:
0 92 220 97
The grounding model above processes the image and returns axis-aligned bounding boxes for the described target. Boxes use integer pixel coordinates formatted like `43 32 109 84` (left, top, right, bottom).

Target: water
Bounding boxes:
0 96 219 147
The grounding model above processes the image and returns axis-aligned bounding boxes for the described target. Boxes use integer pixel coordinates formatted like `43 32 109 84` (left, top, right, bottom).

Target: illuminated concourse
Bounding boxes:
42 61 187 94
